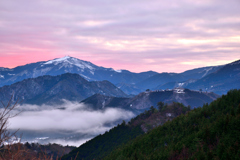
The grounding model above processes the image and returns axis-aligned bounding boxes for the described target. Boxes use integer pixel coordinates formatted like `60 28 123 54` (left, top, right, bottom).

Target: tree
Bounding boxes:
157 102 164 111
0 96 19 146
150 106 157 113
0 96 53 159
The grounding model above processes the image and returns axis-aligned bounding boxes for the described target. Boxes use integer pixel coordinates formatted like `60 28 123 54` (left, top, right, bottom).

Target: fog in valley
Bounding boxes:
6 101 135 146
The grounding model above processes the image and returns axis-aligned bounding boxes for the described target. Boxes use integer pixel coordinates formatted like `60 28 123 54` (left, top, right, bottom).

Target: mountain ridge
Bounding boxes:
1 56 239 95
0 56 157 88
82 88 219 110
0 73 128 105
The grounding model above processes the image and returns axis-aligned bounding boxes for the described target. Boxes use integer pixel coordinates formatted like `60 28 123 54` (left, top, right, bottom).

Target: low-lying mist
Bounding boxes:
7 100 135 146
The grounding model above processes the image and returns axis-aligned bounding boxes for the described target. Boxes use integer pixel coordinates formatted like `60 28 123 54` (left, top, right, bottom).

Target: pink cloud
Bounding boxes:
0 0 239 73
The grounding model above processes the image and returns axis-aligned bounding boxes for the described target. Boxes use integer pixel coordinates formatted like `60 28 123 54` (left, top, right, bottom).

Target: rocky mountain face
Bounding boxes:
82 88 219 110
0 56 157 88
0 73 127 105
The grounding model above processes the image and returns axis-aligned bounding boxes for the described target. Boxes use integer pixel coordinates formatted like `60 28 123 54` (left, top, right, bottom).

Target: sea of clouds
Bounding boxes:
6 100 135 146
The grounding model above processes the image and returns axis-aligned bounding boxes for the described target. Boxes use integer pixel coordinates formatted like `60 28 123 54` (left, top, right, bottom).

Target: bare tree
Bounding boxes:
0 96 55 160
0 96 19 146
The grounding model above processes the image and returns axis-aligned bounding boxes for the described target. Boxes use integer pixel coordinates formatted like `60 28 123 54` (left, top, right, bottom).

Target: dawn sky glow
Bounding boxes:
0 0 239 73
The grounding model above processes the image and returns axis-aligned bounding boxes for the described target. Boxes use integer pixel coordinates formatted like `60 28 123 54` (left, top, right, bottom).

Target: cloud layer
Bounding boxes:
7 101 135 146
0 0 239 72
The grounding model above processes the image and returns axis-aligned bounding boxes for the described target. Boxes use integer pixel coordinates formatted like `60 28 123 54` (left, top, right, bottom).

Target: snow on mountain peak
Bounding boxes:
43 56 95 70
115 69 122 73
44 56 71 64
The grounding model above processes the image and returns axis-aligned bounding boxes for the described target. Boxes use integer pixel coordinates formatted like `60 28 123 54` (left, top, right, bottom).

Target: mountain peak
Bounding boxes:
43 56 96 70
44 56 72 64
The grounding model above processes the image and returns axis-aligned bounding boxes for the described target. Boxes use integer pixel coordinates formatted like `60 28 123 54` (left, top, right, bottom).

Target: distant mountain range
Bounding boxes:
82 88 219 110
1 56 239 95
135 60 240 95
0 56 239 99
0 73 127 105
0 71 219 110
137 65 223 90
185 60 240 95
0 56 157 89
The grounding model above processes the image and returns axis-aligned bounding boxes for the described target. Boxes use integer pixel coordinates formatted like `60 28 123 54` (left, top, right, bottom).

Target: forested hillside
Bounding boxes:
104 89 240 159
62 102 191 160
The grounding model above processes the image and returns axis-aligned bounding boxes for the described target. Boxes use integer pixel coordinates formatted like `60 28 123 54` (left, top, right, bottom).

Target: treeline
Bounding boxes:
0 142 75 159
104 89 240 159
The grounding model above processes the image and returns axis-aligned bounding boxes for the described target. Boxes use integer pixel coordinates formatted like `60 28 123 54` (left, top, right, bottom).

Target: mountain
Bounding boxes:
115 83 143 96
0 73 127 105
62 102 191 160
185 59 240 95
0 56 157 88
1 56 239 95
136 65 223 90
180 65 223 79
103 89 240 160
136 60 240 95
136 73 185 90
82 88 219 110
153 79 197 90
63 89 240 160
81 94 130 110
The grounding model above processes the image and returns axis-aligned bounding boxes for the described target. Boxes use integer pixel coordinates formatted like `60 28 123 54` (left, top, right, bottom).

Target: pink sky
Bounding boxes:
0 0 239 73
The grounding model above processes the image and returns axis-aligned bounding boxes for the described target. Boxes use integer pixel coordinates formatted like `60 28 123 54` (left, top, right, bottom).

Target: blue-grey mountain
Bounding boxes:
82 88 219 110
0 56 239 95
136 65 223 90
0 56 157 89
0 73 127 105
185 59 240 95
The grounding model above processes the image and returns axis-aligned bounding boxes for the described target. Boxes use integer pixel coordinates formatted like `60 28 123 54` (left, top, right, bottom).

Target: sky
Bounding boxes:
0 0 239 73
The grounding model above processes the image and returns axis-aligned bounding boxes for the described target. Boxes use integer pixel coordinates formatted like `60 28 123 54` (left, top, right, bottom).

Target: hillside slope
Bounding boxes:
104 89 240 160
62 102 190 160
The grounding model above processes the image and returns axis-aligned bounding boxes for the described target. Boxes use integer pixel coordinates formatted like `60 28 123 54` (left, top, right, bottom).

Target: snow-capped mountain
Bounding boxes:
42 56 96 72
0 56 157 87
